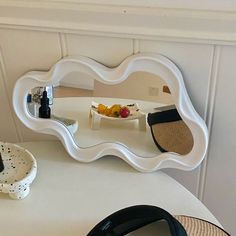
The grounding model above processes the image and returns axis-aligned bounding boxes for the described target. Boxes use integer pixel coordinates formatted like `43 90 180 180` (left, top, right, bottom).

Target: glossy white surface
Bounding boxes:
13 53 208 172
0 141 220 236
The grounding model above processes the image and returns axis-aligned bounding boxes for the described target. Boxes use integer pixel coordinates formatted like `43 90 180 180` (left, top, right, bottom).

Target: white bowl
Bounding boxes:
90 102 146 131
0 142 37 199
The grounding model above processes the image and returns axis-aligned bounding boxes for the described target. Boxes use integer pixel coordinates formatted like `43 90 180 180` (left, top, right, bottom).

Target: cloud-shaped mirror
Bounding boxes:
13 53 208 172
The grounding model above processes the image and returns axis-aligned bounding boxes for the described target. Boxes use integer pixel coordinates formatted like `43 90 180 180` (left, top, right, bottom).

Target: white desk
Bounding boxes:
0 141 220 236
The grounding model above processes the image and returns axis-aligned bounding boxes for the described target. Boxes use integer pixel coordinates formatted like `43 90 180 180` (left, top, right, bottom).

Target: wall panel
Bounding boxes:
0 52 19 142
203 46 236 235
139 40 214 118
139 40 213 195
61 34 134 93
66 34 133 67
0 29 62 141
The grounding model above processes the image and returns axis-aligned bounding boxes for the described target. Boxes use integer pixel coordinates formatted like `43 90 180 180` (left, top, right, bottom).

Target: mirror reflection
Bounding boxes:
26 72 193 157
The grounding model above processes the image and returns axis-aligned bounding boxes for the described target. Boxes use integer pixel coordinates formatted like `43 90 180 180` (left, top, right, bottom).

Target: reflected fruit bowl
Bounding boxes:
90 101 146 130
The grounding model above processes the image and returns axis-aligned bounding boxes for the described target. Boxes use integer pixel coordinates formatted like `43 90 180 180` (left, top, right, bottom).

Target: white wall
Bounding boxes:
0 2 235 235
60 72 95 90
93 72 173 104
203 46 236 232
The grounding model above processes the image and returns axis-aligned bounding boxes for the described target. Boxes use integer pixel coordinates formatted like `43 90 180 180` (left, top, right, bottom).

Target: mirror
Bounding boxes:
27 72 193 158
13 53 208 171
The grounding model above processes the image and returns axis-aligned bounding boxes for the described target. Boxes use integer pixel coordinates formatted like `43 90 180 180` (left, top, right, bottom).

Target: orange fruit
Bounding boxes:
104 107 111 116
97 104 107 114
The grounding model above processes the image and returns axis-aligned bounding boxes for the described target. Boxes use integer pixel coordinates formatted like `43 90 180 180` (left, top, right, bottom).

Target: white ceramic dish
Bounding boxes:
0 142 37 199
90 101 146 130
91 102 143 120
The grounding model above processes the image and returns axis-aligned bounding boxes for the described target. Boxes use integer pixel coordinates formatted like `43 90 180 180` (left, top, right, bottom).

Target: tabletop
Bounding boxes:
0 141 220 236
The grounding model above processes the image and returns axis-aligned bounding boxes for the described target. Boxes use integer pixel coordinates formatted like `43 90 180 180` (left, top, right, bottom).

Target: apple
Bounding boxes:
120 106 130 118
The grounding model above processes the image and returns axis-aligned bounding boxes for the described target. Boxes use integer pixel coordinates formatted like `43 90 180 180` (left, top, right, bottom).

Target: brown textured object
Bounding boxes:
152 120 194 155
163 85 171 94
175 215 229 236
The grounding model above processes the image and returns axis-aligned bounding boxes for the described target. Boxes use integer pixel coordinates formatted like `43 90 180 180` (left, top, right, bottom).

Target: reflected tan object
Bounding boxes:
152 120 194 155
176 215 229 236
163 85 171 94
147 108 194 155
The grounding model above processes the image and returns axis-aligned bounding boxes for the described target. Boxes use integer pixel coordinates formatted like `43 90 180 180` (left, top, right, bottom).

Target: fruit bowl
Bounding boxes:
90 101 146 130
0 142 37 199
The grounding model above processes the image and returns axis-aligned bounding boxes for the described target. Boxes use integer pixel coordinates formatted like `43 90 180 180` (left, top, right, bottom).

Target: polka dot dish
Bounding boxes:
0 142 37 199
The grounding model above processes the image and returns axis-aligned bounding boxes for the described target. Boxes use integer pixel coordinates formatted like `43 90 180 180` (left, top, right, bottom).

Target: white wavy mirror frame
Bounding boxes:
13 53 208 172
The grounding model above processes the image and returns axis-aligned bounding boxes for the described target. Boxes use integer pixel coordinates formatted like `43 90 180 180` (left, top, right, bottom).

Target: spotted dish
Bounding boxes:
0 142 37 199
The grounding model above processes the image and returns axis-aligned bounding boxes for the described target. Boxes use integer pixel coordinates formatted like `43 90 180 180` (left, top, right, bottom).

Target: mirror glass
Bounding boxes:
27 72 193 157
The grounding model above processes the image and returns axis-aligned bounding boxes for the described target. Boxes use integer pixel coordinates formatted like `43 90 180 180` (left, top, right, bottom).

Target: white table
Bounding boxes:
1 141 220 236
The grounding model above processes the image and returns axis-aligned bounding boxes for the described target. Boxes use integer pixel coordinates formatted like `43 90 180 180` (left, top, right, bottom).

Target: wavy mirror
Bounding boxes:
13 53 208 172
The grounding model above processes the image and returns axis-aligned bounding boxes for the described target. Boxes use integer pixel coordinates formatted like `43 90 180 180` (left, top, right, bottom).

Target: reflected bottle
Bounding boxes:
27 93 38 117
46 86 53 105
39 91 51 118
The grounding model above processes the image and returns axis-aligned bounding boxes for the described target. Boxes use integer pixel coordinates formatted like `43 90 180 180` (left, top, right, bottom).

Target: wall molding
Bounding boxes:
0 2 236 45
197 45 221 200
59 33 68 58
133 39 139 54
0 47 22 142
2 0 236 12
